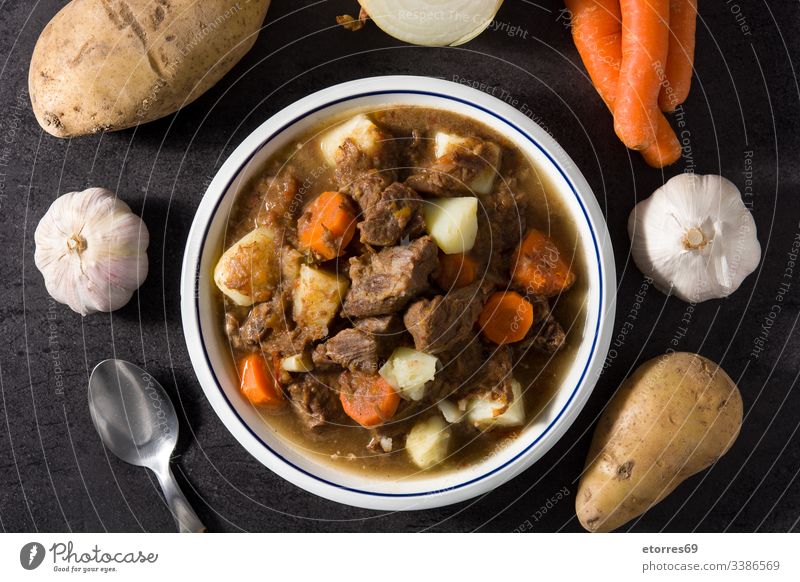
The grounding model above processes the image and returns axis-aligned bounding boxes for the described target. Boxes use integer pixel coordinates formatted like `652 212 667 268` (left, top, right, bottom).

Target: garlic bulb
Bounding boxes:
34 188 149 315
628 174 760 303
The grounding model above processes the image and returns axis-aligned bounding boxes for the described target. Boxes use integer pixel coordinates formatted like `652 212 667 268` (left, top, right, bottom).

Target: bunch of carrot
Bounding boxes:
565 0 697 167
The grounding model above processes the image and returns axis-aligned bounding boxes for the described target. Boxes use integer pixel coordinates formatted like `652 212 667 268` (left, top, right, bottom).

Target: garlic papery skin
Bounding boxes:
34 188 149 316
628 174 760 303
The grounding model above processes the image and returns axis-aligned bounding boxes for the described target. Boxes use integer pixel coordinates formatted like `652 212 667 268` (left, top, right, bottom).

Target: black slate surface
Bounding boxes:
1 0 799 533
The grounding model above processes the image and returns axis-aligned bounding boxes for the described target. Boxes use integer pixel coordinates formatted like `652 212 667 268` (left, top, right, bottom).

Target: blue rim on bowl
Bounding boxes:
181 76 616 510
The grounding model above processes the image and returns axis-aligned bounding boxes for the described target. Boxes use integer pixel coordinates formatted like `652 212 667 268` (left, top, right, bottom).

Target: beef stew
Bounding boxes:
215 106 586 476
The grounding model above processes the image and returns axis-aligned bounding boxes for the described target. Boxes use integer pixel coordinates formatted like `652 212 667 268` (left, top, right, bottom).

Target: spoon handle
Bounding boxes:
154 464 206 533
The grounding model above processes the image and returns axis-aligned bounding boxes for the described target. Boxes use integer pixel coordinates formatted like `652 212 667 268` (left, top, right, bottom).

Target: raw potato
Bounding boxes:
214 227 280 306
379 347 439 401
29 0 271 138
292 264 349 340
422 197 479 255
576 352 743 533
406 415 451 469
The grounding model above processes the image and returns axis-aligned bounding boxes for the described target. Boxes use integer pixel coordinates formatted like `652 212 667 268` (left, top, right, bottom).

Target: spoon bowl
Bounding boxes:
89 359 205 532
89 359 179 466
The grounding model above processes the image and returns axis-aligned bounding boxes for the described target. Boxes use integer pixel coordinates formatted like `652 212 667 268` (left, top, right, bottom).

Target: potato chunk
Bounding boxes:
437 399 465 423
464 378 526 428
292 264 349 340
379 347 439 401
281 352 314 373
319 114 385 166
433 132 502 195
422 197 479 255
406 415 451 470
214 227 280 306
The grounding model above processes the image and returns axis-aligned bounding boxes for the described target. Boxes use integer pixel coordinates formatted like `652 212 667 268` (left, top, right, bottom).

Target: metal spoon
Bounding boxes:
88 359 205 533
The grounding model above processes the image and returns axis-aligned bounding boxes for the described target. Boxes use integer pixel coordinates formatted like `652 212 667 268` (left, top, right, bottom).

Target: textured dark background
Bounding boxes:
1 0 798 533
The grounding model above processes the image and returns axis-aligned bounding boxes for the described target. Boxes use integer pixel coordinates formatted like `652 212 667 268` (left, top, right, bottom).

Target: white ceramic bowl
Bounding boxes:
181 76 615 510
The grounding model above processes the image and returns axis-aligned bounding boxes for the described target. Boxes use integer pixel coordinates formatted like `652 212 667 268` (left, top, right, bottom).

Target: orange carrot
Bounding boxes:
298 191 357 260
640 116 682 167
565 0 623 110
614 0 670 150
340 372 400 427
567 0 680 166
239 353 284 407
479 291 535 345
658 0 697 112
434 252 478 290
511 230 576 298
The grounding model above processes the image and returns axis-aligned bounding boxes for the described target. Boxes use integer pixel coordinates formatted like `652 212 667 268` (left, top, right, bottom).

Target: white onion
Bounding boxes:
359 0 504 46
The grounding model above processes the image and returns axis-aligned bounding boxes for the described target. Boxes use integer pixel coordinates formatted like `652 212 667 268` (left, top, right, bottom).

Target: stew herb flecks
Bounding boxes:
215 106 587 477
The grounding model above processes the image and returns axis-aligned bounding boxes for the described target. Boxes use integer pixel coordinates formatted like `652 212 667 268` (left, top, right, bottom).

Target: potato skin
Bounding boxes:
29 0 270 137
576 352 743 532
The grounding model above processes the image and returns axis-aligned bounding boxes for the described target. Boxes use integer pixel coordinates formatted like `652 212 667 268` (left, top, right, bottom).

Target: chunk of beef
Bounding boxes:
255 173 300 228
353 313 405 336
286 373 344 430
428 338 516 415
459 345 516 414
344 170 395 206
226 172 298 242
514 296 567 356
240 297 286 344
403 283 488 355
479 346 515 401
224 312 245 350
320 314 407 372
260 328 309 359
312 344 342 371
334 139 397 198
466 179 529 285
342 236 439 318
530 318 566 353
426 337 485 401
319 328 380 373
357 182 426 246
405 140 500 197
477 177 529 253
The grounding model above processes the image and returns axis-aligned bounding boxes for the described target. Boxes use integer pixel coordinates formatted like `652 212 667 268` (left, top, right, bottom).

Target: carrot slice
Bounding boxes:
479 291 535 345
239 353 284 407
298 191 357 260
614 0 671 150
340 371 400 427
566 0 680 167
658 0 697 112
511 229 576 297
434 252 478 290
